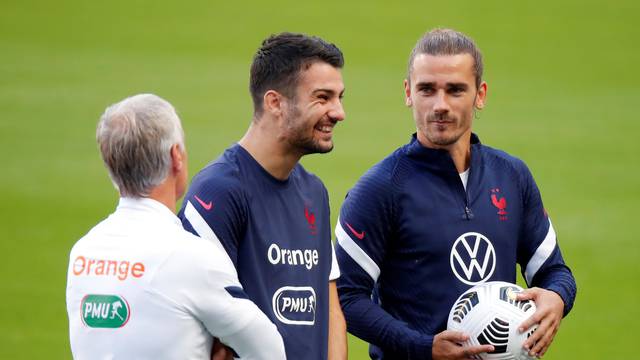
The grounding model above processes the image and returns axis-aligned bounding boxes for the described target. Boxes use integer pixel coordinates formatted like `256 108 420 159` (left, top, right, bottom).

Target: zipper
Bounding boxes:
464 204 474 220
445 147 474 220
460 171 474 221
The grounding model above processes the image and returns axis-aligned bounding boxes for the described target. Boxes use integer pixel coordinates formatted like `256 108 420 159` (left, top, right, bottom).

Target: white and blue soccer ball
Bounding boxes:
447 281 538 360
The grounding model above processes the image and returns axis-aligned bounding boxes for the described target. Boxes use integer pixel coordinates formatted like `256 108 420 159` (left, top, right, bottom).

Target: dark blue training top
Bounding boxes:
335 134 577 360
178 144 336 360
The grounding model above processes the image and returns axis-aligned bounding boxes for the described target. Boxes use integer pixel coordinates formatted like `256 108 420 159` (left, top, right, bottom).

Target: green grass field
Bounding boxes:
1 0 638 358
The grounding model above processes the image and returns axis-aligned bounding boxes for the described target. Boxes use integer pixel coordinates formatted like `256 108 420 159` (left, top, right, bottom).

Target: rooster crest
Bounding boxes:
490 193 508 215
304 206 316 226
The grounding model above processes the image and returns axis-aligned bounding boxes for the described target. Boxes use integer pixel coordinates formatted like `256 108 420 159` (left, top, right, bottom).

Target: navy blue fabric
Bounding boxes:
179 144 332 360
225 286 250 300
336 133 576 359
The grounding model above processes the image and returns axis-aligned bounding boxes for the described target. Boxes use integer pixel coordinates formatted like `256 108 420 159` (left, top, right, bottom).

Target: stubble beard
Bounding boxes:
422 110 473 147
284 104 333 156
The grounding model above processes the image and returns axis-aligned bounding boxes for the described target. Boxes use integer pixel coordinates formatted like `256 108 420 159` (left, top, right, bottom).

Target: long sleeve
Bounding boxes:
151 239 286 360
335 163 434 359
515 159 577 316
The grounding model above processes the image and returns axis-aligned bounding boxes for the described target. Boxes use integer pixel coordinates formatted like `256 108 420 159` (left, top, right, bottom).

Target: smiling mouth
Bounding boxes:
315 124 334 134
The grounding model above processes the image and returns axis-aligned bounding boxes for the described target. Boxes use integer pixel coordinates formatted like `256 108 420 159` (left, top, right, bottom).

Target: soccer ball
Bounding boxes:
447 281 538 360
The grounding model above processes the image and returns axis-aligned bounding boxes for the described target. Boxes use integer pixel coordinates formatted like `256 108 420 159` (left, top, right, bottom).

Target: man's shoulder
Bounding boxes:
189 148 247 195
144 230 239 303
479 143 530 175
68 213 117 253
293 163 327 191
167 230 237 274
344 145 408 204
358 145 408 188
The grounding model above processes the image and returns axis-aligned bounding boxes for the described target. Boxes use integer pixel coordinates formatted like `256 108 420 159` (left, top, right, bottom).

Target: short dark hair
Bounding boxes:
249 32 344 116
408 28 484 89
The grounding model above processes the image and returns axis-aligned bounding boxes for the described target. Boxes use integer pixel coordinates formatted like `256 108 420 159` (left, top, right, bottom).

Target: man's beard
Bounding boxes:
423 110 471 146
284 104 333 155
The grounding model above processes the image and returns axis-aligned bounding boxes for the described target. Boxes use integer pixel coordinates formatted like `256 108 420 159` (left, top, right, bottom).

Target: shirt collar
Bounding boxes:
404 132 482 173
116 197 182 227
233 143 294 187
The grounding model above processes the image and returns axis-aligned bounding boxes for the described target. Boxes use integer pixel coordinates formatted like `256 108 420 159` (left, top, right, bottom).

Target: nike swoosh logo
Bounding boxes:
194 195 213 211
345 222 365 240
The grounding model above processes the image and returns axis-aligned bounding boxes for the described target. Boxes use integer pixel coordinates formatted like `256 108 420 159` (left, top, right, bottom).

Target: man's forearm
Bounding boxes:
328 281 347 360
340 289 433 359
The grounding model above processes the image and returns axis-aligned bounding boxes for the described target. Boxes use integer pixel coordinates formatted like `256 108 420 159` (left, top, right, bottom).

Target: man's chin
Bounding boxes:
419 132 459 148
430 137 457 147
301 141 334 155
423 128 458 144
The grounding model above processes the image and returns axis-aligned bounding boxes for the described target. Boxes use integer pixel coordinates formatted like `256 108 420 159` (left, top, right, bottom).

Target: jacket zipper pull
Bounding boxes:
463 206 474 220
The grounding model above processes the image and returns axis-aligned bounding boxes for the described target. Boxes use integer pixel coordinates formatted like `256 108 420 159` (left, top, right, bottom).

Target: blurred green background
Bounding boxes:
1 0 637 358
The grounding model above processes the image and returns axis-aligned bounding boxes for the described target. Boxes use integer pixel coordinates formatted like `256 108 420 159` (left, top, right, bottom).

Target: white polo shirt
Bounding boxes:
66 197 285 360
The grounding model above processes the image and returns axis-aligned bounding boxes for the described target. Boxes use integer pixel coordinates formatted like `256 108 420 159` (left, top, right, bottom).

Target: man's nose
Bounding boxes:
329 100 345 122
433 91 450 114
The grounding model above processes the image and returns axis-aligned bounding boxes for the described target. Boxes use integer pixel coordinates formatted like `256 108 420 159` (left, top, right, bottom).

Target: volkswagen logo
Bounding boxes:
450 232 496 285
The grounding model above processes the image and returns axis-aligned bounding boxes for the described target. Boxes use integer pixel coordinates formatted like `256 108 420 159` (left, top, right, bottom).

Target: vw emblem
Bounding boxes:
450 232 496 285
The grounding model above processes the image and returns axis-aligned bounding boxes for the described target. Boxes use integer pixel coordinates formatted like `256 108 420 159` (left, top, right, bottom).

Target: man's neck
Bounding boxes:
147 181 177 213
238 121 302 180
417 131 471 173
447 143 471 174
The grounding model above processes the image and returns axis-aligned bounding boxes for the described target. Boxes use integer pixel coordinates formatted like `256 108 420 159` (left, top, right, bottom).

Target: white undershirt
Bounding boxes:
459 169 470 190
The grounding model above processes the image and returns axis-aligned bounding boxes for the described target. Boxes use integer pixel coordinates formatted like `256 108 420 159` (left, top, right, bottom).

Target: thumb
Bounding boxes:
516 288 537 301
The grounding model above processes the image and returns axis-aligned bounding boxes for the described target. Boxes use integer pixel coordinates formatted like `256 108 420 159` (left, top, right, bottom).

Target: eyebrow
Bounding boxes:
447 82 469 89
312 88 345 97
415 81 469 89
415 81 436 88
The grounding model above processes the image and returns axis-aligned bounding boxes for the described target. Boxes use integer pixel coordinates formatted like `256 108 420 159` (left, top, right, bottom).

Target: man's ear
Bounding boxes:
170 144 184 174
263 90 284 117
404 79 412 107
475 82 488 110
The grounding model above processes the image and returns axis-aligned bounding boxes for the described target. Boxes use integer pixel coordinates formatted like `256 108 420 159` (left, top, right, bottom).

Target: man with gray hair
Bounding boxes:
335 29 576 359
66 94 285 360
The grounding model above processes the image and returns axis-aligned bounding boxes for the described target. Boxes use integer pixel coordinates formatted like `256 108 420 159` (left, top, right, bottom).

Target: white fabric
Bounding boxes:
329 241 341 281
459 169 470 190
184 200 229 256
335 219 381 282
66 197 285 360
524 218 558 285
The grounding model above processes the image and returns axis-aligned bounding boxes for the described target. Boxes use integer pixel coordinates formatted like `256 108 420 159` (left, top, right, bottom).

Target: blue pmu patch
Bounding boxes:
272 286 316 325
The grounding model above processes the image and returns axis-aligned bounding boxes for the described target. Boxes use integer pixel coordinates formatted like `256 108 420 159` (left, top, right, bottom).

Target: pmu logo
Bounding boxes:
272 286 316 325
450 232 496 285
81 294 130 328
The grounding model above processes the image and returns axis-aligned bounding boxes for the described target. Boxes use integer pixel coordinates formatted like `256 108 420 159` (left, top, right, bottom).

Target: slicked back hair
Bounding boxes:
96 94 184 197
407 28 484 89
249 32 344 117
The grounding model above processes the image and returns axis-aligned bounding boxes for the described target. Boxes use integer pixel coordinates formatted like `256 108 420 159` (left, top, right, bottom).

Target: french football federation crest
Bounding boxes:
490 188 508 221
304 205 317 235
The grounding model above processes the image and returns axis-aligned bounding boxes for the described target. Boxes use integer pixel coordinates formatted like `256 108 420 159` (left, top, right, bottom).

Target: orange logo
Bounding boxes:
72 256 145 281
